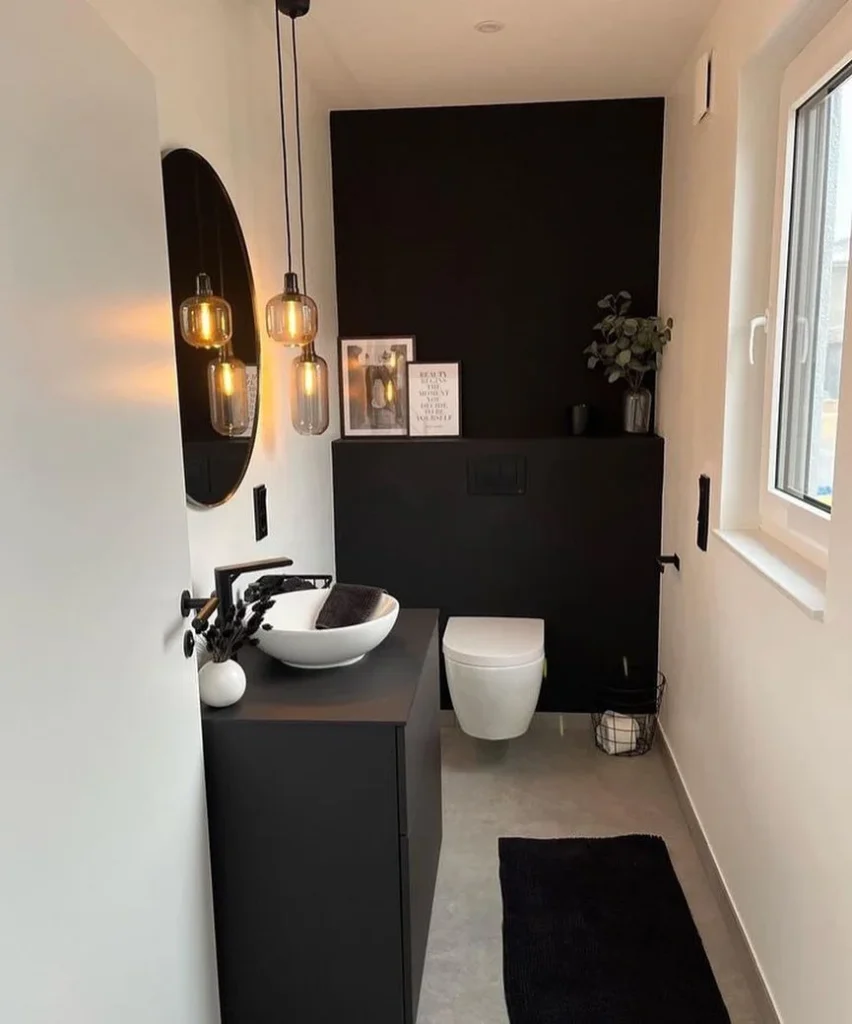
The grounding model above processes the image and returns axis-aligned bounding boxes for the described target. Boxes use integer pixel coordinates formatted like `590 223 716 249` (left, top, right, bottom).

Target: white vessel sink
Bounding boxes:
255 588 400 669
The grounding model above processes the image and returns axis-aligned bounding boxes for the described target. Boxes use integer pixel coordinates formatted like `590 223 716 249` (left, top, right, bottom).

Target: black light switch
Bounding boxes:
254 485 269 541
697 475 710 552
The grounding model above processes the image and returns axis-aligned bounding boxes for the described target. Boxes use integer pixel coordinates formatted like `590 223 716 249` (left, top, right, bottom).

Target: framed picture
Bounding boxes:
339 336 417 437
407 362 462 437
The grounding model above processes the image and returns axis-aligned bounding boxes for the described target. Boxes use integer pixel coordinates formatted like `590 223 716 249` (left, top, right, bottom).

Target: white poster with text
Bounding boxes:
407 362 461 437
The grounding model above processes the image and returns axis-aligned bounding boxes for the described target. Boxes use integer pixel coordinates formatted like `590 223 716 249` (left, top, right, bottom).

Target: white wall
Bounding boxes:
659 1 852 1021
90 0 340 592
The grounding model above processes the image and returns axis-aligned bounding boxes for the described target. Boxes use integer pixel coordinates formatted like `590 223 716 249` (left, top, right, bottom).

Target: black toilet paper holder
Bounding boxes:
657 554 681 574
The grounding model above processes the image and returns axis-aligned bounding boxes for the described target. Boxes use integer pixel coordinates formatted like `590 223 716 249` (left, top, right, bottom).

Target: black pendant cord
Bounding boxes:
215 198 225 298
275 6 294 274
291 15 308 292
194 162 205 272
215 199 232 358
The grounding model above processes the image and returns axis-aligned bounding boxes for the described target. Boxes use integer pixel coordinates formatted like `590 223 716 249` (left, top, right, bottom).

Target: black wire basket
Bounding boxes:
591 673 666 757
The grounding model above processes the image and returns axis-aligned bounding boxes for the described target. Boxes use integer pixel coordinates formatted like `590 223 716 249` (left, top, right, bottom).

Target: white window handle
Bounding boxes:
797 315 811 365
749 311 768 365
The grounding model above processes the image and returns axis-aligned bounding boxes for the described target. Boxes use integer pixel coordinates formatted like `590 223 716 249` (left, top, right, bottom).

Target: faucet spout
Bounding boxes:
214 555 294 620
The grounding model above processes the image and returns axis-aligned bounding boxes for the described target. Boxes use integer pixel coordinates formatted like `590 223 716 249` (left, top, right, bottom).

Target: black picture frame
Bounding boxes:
337 336 417 438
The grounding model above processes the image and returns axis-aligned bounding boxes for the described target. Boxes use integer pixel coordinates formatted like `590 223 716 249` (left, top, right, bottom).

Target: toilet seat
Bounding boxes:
443 617 544 668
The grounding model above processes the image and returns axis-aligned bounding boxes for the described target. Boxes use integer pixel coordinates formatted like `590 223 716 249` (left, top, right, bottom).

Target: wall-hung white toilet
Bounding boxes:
443 617 545 741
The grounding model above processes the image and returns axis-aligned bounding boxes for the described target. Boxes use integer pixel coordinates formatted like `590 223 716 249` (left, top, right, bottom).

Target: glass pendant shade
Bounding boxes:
266 271 318 347
208 351 250 437
180 273 233 350
291 348 329 436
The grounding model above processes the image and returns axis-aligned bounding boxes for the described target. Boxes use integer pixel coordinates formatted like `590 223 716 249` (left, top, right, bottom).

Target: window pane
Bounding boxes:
777 66 852 512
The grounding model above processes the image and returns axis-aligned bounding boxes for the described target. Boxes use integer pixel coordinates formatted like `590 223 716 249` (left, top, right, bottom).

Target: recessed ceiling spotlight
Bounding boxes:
475 20 505 33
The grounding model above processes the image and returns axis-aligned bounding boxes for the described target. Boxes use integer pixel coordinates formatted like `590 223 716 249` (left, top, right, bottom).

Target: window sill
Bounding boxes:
714 529 826 621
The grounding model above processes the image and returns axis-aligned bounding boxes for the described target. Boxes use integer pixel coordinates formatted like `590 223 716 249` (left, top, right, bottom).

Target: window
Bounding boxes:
776 65 852 513
758 23 852 567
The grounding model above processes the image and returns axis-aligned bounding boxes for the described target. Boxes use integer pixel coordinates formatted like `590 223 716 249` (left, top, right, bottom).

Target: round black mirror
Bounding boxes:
162 149 260 508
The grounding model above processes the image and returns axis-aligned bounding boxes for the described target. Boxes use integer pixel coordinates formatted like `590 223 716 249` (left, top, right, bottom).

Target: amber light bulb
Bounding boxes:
266 271 318 347
291 346 329 436
180 273 233 350
208 348 249 437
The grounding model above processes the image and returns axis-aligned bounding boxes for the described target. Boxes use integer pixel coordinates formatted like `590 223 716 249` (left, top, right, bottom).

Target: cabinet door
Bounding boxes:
397 630 442 1022
205 721 405 1024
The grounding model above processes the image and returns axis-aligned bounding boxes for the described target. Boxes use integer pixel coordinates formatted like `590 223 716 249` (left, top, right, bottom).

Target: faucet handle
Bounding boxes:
214 556 295 620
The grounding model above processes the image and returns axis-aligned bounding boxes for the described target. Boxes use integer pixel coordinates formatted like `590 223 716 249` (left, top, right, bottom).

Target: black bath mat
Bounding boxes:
499 835 731 1023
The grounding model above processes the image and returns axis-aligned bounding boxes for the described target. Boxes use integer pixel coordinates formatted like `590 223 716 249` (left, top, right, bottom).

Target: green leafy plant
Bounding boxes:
585 292 673 391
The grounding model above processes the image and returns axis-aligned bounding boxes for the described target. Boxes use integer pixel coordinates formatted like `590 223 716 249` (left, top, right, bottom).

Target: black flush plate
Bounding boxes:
254 485 269 542
467 454 527 496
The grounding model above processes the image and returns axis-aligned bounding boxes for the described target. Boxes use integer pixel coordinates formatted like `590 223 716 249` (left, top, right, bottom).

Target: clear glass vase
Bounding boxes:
623 387 652 434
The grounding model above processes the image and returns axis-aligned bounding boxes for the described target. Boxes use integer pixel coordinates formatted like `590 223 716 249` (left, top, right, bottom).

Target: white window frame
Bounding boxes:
760 15 852 571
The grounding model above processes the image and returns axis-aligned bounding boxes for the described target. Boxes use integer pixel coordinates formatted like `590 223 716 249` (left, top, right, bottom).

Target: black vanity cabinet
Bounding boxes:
201 609 442 1024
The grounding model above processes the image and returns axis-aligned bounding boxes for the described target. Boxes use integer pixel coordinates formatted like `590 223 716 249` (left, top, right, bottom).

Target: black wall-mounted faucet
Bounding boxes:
214 555 294 620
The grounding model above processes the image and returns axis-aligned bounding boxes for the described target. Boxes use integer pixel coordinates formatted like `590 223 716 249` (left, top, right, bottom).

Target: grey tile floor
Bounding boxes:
417 716 764 1024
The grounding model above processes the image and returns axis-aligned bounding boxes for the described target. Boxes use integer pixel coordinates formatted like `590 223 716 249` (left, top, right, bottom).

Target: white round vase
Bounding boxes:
199 659 246 708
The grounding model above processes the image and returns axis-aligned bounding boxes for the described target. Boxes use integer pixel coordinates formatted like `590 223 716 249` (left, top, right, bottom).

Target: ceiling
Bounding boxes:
292 0 719 110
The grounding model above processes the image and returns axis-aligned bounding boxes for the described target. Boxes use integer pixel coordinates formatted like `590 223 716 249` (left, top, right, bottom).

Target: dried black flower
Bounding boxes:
203 597 276 663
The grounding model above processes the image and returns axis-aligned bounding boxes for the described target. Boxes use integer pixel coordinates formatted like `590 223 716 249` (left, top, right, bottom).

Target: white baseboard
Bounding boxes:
658 726 783 1024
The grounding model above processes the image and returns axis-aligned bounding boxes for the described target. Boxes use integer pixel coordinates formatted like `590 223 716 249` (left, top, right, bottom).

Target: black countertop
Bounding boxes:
201 608 439 726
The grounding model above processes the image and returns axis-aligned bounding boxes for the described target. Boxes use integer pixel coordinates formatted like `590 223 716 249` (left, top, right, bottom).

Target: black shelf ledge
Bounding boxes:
332 434 663 444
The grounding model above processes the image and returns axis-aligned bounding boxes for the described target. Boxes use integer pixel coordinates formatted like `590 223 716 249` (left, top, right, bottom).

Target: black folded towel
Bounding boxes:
315 584 386 630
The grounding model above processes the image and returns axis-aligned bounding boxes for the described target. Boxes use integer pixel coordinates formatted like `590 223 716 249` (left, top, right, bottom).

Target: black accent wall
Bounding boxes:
333 438 664 713
331 98 665 437
330 100 667 713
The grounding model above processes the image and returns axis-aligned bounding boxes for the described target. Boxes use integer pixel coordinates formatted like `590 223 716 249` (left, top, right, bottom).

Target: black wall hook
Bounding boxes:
657 554 681 574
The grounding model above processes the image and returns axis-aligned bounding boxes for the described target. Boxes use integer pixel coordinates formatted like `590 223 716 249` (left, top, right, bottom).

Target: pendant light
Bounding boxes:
180 273 233 350
268 0 329 436
266 0 318 349
206 190 250 436
291 346 329 435
209 346 250 437
180 167 233 350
